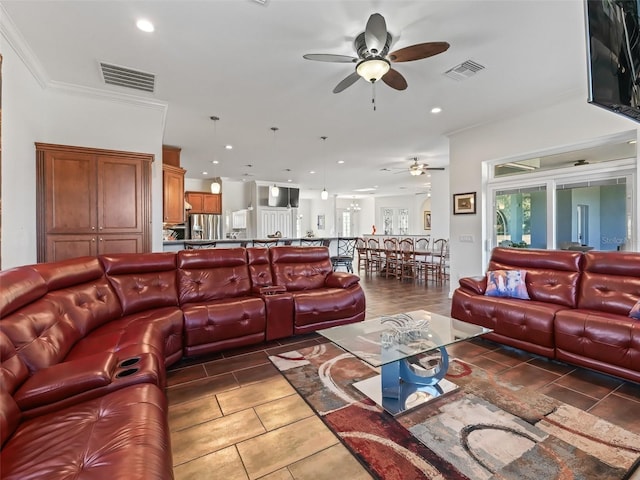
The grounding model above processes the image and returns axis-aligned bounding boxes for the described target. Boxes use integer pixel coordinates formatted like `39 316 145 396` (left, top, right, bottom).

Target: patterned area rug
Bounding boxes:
270 343 640 480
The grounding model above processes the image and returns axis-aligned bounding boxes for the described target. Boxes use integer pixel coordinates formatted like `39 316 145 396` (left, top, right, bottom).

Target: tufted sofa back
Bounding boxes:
0 331 28 446
0 257 118 374
177 248 252 304
489 248 583 308
247 247 273 289
578 251 640 315
270 246 333 291
101 253 178 315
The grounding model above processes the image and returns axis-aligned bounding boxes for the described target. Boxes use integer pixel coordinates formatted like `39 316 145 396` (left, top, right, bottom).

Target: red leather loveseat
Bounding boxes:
0 246 365 479
451 247 640 383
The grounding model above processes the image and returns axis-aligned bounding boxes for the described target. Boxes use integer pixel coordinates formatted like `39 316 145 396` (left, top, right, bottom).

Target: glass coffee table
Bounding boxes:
318 310 492 416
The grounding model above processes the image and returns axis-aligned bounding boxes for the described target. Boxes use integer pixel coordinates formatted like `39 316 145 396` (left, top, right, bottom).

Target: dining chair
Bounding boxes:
330 237 357 273
252 239 279 248
184 241 216 249
355 237 369 273
425 238 447 284
414 237 430 279
300 238 325 247
367 238 383 274
383 238 401 279
398 237 417 281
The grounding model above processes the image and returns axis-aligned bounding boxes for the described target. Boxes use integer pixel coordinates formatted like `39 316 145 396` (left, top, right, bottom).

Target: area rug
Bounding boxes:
269 343 640 480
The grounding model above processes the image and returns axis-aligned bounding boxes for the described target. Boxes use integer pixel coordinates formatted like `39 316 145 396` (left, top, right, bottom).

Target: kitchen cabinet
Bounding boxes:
185 191 221 214
163 164 186 224
259 208 292 238
232 210 248 229
36 143 152 262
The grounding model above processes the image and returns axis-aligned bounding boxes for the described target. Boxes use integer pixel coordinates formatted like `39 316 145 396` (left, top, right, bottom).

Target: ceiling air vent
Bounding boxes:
443 60 485 81
100 62 155 93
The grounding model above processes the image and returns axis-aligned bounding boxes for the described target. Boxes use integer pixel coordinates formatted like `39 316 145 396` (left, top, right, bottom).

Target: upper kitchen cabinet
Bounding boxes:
36 143 152 262
162 146 186 224
185 191 221 214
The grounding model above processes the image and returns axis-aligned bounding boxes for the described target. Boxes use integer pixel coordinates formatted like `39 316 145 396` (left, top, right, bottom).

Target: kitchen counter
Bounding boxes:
162 237 342 253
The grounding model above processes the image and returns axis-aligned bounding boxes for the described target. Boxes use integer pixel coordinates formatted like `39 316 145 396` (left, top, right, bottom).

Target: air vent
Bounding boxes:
443 60 485 81
100 62 155 92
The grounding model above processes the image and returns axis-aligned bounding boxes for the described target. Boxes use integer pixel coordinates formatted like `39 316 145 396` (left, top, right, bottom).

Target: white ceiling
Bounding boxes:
2 0 589 197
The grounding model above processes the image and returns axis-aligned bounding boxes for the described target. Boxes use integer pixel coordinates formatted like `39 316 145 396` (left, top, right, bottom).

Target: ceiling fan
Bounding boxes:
383 158 445 176
303 13 449 93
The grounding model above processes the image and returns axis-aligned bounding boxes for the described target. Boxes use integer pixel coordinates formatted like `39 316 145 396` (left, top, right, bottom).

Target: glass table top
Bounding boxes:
318 310 492 368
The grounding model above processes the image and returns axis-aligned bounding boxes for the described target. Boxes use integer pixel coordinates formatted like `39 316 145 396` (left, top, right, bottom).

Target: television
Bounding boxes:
258 186 300 208
585 0 640 122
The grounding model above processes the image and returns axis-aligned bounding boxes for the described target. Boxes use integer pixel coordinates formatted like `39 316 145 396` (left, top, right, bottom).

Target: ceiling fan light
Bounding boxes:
321 188 329 200
410 168 422 176
271 184 280 197
356 58 390 82
211 180 221 194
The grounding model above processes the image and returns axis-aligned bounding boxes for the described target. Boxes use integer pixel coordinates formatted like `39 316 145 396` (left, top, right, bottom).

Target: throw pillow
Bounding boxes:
485 269 530 300
630 300 640 320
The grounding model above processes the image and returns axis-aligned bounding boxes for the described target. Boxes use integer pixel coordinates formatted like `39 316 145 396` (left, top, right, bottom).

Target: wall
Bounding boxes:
2 23 167 268
448 94 638 290
1 35 45 269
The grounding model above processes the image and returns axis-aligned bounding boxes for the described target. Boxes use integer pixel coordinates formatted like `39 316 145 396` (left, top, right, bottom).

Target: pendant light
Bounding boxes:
210 116 221 194
270 127 280 197
320 136 328 200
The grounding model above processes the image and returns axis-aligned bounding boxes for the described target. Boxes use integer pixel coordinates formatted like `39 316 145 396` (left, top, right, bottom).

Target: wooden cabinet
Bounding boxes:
185 191 221 214
163 164 185 224
259 208 292 238
36 143 152 262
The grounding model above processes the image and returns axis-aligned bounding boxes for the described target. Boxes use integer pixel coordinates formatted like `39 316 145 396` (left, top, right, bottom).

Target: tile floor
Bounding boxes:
166 274 640 480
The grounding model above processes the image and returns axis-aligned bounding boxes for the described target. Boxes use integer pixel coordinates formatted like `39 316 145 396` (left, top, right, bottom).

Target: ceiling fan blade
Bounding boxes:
303 54 358 63
381 68 407 91
425 167 446 171
365 13 387 54
333 72 361 93
389 42 450 62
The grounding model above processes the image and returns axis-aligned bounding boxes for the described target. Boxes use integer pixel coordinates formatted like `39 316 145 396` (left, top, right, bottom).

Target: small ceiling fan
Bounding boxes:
303 13 449 93
405 158 445 176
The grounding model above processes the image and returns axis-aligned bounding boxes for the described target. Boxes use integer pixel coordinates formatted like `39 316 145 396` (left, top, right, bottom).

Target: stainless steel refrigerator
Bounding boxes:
189 214 222 240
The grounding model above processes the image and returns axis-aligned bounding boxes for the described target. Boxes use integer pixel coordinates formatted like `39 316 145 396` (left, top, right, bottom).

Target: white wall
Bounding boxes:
2 25 167 268
1 36 45 268
448 94 639 291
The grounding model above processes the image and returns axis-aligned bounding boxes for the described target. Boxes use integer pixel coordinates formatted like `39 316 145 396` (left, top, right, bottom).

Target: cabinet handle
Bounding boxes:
99 227 103 230
99 238 103 242
91 226 95 230
91 238 96 242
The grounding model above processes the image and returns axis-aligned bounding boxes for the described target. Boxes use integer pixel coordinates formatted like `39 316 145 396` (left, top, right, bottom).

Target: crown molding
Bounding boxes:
0 3 48 88
1 4 168 128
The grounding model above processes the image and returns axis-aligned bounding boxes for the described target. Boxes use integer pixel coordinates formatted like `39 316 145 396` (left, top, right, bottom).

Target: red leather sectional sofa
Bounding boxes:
451 247 640 383
0 246 365 479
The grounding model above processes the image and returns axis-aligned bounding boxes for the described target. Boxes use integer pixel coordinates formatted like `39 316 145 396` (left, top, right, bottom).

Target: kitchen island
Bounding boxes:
162 237 341 255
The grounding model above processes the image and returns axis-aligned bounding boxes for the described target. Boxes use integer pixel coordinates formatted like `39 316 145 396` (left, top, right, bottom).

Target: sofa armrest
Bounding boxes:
325 272 360 289
14 353 117 410
252 285 287 296
459 276 487 295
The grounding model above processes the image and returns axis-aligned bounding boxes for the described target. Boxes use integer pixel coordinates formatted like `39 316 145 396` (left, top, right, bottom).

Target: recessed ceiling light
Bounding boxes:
337 160 345 164
628 140 637 144
354 187 376 192
309 170 316 174
287 179 292 182
431 107 442 114
136 19 154 33
212 160 219 164
225 145 233 150
202 171 208 175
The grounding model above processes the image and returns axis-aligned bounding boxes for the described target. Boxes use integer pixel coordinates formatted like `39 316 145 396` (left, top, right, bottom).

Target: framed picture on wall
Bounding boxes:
453 192 476 215
424 211 431 230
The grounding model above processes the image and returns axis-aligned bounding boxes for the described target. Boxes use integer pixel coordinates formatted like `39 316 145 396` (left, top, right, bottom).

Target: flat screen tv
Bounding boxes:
585 0 640 122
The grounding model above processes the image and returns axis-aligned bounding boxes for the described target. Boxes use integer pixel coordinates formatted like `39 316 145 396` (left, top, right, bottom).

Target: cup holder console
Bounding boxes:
118 357 141 368
116 368 139 379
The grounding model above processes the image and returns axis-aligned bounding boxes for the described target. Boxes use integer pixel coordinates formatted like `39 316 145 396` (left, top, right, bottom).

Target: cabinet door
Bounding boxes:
204 194 221 214
98 156 143 233
46 235 98 262
185 192 205 213
163 166 185 223
43 150 97 234
98 234 144 255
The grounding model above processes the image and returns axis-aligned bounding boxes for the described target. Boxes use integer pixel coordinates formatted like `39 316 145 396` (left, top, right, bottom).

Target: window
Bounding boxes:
495 186 547 249
342 211 352 237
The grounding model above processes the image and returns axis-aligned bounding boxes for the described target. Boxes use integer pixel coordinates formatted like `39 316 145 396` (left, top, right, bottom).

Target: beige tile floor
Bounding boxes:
166 274 640 479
